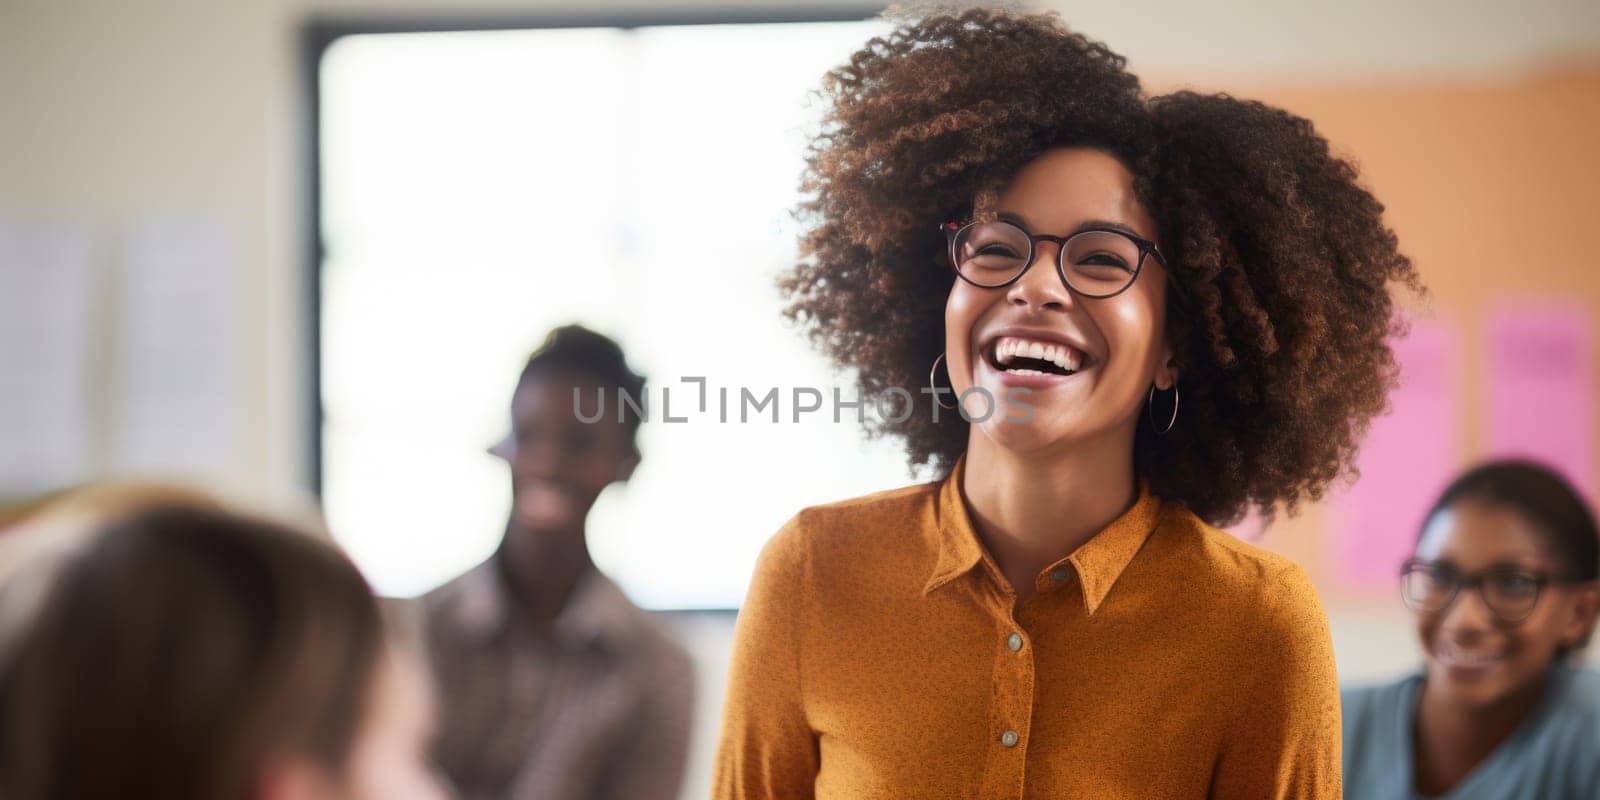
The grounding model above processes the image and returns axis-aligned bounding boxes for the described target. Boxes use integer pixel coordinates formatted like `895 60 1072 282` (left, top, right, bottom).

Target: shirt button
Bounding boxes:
1050 567 1069 583
1006 632 1024 652
1000 730 1020 748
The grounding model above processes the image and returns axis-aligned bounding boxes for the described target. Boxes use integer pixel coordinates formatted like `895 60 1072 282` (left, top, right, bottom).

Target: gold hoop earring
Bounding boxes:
1148 384 1179 434
929 352 959 410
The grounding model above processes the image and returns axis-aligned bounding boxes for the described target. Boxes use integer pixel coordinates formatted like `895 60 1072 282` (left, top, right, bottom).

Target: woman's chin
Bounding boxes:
972 414 1075 456
1426 659 1521 712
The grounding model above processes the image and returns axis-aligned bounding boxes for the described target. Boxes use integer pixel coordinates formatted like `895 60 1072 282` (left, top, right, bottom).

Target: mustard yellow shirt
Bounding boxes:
713 454 1341 799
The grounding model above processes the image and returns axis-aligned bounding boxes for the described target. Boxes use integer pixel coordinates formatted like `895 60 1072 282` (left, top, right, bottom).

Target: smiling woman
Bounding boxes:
713 7 1419 800
1342 461 1600 800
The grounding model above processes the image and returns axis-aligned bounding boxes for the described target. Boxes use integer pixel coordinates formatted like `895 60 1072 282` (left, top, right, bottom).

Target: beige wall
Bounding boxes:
5 2 1600 797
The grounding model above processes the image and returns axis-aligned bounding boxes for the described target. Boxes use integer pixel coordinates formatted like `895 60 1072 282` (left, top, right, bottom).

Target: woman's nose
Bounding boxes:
1440 583 1498 632
1005 243 1074 312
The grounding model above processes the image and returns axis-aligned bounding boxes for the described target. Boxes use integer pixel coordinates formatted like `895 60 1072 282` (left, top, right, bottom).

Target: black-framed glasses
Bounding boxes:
1400 558 1578 623
942 218 1169 299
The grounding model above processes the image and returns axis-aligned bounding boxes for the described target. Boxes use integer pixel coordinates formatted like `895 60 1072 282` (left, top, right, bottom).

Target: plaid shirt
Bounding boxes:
423 560 694 800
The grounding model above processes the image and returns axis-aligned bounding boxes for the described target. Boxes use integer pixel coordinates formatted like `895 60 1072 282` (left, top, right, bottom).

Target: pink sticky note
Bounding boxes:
1329 320 1459 590
1485 304 1595 497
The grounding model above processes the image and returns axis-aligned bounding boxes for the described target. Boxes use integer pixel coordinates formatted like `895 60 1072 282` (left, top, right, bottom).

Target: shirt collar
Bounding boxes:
924 452 986 595
449 557 637 651
923 451 1164 615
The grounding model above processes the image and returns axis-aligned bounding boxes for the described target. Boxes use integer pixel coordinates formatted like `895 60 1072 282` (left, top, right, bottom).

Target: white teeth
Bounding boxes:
992 336 1083 373
1438 643 1505 666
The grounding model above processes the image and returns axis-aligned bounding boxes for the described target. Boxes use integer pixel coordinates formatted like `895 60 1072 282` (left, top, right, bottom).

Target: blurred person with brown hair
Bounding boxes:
422 325 694 800
1343 461 1600 799
0 493 449 800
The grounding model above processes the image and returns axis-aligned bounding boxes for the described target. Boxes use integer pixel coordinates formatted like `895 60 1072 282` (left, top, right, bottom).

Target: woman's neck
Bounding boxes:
1412 670 1548 796
497 523 595 626
961 430 1139 603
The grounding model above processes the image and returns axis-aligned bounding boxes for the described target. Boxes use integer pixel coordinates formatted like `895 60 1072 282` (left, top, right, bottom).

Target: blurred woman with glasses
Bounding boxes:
713 7 1418 799
1343 461 1600 799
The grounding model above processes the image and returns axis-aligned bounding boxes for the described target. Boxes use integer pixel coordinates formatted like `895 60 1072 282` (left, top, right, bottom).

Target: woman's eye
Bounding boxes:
975 244 1021 257
1422 567 1457 588
1494 574 1539 597
1076 254 1132 272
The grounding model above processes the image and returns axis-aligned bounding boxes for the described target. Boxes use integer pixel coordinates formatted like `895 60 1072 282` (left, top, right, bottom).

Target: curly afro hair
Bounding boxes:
781 7 1421 526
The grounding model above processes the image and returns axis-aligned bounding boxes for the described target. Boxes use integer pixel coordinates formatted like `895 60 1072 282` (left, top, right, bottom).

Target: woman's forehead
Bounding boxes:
993 147 1154 237
1417 500 1562 567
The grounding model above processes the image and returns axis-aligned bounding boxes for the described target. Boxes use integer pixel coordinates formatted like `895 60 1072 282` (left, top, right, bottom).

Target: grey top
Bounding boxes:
1341 665 1600 800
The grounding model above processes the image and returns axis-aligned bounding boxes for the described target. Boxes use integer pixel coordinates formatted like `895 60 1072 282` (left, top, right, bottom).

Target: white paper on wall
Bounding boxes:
107 216 242 478
0 219 97 497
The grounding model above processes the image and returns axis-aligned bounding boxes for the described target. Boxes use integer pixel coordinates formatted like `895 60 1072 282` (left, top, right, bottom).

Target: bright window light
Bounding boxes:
319 19 918 608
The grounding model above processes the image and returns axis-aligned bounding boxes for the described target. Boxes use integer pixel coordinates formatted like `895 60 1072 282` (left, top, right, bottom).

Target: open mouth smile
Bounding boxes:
1434 640 1510 670
983 335 1090 377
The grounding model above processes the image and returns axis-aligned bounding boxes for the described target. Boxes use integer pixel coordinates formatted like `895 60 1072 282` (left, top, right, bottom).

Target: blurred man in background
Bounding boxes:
423 325 694 800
